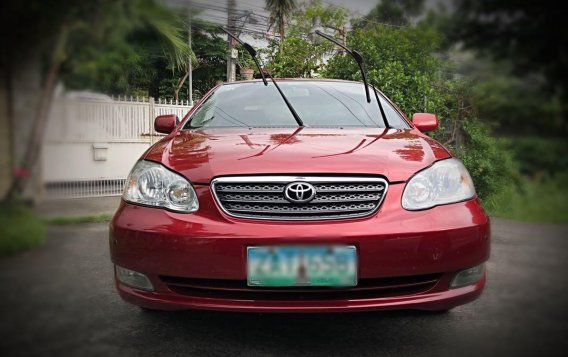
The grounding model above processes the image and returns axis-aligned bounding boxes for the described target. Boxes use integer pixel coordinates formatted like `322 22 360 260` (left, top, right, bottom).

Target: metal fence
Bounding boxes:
44 179 127 200
45 96 191 143
43 96 192 199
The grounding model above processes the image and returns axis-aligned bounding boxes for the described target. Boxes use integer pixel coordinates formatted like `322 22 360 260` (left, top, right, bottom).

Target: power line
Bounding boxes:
189 2 270 19
319 0 410 29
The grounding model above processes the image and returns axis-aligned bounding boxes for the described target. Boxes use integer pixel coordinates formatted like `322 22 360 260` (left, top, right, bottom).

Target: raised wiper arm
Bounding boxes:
220 27 304 127
314 30 390 128
220 27 267 86
315 30 370 103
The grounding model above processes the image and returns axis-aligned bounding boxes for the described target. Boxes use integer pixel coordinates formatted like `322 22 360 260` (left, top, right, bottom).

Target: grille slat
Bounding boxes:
218 192 382 204
160 273 442 300
225 202 377 214
315 183 385 192
215 184 284 193
212 176 388 220
218 193 288 204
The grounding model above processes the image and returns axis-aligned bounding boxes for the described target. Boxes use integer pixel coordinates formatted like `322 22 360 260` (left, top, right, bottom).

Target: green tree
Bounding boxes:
450 0 568 129
323 22 519 202
294 0 349 36
264 0 347 78
324 23 441 116
1 0 193 201
168 27 227 100
265 0 298 51
355 0 424 27
62 2 199 101
157 25 228 101
265 36 323 78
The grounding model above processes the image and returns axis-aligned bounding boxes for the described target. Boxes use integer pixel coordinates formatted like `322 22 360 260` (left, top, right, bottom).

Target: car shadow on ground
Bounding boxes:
125 308 469 356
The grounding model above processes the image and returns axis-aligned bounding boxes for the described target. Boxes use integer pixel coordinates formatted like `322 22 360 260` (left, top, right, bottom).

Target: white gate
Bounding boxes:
43 96 192 199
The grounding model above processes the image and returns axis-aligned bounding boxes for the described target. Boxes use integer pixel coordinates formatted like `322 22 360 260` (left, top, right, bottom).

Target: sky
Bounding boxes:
165 0 387 47
166 0 447 46
174 0 378 22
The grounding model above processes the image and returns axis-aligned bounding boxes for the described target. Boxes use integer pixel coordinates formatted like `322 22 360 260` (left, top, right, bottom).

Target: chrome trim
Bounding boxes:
211 175 389 221
284 182 317 204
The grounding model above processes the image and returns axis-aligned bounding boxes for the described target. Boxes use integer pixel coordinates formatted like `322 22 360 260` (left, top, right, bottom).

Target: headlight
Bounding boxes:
123 160 199 213
402 158 475 210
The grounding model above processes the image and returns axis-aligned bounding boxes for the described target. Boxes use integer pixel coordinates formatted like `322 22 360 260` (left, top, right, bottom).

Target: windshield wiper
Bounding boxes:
314 30 390 128
220 27 304 127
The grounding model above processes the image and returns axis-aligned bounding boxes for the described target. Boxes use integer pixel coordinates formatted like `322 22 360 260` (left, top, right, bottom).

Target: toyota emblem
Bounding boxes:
284 182 316 204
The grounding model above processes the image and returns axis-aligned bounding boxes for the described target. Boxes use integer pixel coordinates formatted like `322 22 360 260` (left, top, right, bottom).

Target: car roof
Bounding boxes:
221 78 364 86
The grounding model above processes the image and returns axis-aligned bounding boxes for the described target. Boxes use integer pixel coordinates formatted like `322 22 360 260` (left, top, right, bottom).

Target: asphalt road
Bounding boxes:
1 218 567 357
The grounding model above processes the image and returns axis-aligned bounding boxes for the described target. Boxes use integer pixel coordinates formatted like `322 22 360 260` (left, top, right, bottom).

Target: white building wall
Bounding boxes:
42 96 191 198
42 142 151 182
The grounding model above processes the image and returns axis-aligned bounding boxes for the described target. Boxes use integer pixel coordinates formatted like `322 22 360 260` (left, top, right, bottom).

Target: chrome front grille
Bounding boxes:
211 176 388 220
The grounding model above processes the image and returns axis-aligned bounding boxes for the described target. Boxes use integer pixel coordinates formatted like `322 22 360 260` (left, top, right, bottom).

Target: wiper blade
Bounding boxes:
219 27 267 86
314 30 390 128
220 26 305 127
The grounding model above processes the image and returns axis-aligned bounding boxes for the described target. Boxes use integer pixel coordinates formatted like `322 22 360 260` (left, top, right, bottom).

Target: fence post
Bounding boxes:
149 97 155 145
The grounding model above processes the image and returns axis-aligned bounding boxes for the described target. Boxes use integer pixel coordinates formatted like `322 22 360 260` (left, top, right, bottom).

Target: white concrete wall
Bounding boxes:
42 142 150 181
42 97 190 188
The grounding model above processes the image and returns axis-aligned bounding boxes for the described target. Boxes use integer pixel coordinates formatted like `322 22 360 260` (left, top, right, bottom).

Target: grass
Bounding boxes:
486 173 568 224
0 206 112 257
46 213 113 225
0 203 45 257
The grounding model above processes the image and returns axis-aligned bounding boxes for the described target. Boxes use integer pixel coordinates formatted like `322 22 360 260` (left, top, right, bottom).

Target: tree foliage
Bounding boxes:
354 0 424 27
264 37 326 78
292 0 349 34
450 0 568 123
452 118 517 202
265 0 297 49
264 0 346 78
159 28 227 100
324 24 441 116
59 1 199 99
322 21 520 202
1 0 196 200
189 30 227 98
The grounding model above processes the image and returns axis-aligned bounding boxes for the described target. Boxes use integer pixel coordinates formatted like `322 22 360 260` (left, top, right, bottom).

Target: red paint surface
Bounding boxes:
145 127 451 184
110 187 489 311
110 79 490 312
154 114 178 134
412 113 439 132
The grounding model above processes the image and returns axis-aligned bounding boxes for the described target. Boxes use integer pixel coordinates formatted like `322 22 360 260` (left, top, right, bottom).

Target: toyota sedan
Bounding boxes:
110 79 490 312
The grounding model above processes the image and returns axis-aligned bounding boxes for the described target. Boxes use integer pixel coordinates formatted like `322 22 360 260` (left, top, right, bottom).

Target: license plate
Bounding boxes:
247 245 357 287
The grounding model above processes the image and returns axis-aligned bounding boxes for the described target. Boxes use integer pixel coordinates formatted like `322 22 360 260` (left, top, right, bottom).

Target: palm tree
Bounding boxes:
2 0 195 202
265 0 297 51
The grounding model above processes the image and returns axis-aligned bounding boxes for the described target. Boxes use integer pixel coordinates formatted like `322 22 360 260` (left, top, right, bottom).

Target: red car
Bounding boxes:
110 78 490 312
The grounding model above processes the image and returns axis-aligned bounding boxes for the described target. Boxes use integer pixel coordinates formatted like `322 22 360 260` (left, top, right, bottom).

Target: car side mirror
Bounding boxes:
154 114 179 134
412 113 438 132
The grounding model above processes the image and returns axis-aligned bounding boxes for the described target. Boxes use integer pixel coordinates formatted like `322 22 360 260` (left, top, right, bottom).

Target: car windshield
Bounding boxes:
184 80 409 129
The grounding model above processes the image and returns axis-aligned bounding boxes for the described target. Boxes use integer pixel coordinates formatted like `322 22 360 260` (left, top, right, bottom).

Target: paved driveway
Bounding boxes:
1 218 567 357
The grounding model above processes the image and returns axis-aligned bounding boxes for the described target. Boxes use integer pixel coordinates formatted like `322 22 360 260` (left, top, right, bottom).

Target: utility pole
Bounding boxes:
188 7 193 105
227 0 237 82
187 9 193 105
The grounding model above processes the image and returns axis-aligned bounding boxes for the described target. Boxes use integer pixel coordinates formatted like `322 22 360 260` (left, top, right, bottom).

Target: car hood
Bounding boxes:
144 127 451 183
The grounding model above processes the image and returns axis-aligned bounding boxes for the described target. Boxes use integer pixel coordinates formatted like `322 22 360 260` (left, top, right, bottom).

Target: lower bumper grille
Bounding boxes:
160 274 442 301
211 176 388 220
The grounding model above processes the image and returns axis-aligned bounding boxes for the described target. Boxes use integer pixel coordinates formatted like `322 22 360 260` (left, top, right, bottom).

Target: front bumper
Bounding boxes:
110 183 490 312
116 274 485 312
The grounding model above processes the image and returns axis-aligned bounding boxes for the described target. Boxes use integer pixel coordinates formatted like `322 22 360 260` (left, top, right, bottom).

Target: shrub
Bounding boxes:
451 119 518 203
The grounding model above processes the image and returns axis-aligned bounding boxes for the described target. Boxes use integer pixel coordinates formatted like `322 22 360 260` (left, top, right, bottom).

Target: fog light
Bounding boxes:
450 264 485 289
115 265 154 291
